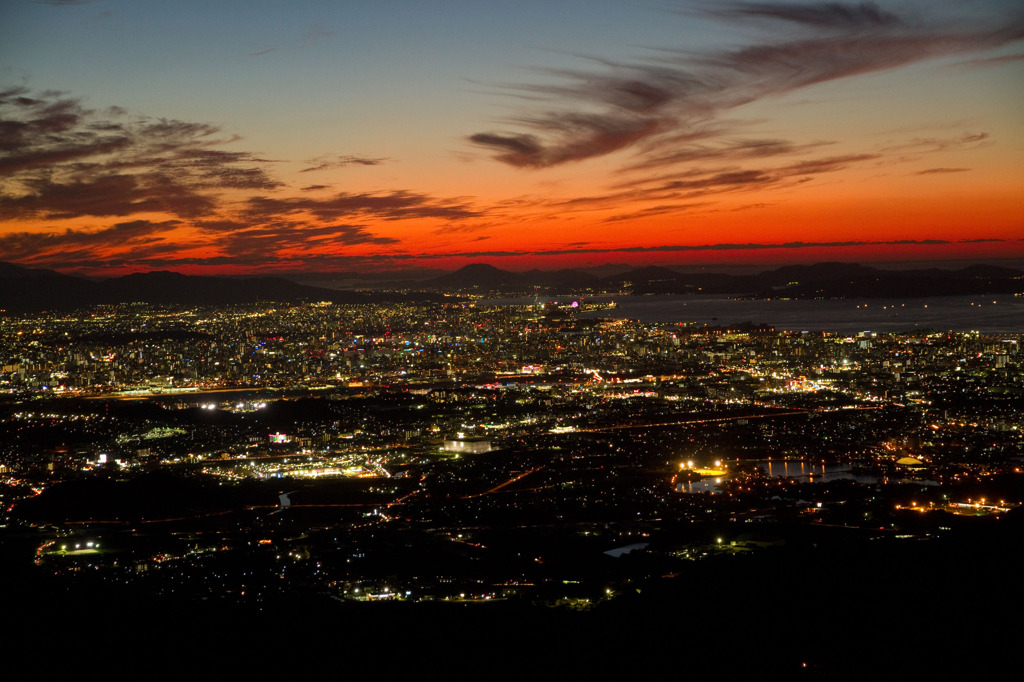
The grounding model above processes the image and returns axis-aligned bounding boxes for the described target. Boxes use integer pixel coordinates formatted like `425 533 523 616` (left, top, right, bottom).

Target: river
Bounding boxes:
675 459 937 493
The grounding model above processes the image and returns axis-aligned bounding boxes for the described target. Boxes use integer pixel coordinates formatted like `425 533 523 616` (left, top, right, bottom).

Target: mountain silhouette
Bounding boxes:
0 265 446 312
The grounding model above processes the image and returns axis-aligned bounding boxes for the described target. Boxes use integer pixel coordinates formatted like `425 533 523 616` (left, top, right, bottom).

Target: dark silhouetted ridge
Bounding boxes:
0 264 446 312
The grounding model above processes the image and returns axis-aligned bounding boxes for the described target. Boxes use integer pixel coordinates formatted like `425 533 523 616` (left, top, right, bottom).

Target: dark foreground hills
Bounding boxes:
3 260 1024 312
4 515 1021 678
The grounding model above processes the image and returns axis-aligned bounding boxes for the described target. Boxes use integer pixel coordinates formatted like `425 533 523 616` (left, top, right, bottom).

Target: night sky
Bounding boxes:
2 0 1022 276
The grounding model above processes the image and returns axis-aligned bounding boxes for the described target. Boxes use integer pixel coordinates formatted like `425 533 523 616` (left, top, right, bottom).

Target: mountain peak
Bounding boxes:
427 263 523 289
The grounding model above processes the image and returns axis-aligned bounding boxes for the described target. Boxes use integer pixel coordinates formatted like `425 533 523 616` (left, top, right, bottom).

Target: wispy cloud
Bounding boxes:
915 167 970 175
248 23 335 58
705 2 905 30
601 203 713 223
552 153 880 211
300 155 389 173
621 138 832 172
880 132 989 154
241 191 480 223
211 222 398 261
952 52 1024 68
469 2 1023 171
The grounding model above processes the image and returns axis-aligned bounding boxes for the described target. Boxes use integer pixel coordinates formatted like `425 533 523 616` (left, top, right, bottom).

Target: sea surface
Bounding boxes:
482 294 1024 334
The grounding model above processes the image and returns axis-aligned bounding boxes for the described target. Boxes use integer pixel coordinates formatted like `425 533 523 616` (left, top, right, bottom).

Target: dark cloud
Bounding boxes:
5 215 404 272
707 2 904 30
517 148 877 216
242 190 480 222
192 219 249 233
471 114 666 168
0 88 97 160
216 222 398 258
916 167 970 175
248 24 333 59
0 90 284 220
0 219 179 260
467 133 543 167
623 138 829 172
667 169 774 190
303 26 335 43
782 154 879 175
469 2 1023 170
300 155 389 173
601 203 712 223
881 132 989 154
578 153 880 209
0 174 216 220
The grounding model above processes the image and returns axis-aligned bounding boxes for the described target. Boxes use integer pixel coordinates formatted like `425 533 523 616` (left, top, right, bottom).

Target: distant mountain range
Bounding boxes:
0 263 446 313
2 261 1023 312
420 261 1024 298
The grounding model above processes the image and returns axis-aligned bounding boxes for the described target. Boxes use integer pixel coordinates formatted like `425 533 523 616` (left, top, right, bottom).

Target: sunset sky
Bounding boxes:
2 0 1022 276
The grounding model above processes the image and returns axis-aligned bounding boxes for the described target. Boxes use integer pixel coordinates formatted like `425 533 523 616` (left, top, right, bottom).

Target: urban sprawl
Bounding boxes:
2 299 1021 607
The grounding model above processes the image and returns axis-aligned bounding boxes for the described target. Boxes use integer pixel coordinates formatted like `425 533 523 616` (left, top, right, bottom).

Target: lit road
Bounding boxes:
465 467 543 498
577 404 885 433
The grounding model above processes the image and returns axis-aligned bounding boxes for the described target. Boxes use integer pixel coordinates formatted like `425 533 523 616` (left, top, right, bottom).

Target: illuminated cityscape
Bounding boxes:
2 290 1022 675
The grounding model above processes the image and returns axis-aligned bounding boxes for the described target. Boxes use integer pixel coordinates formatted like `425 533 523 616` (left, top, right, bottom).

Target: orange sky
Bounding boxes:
2 1 1022 276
